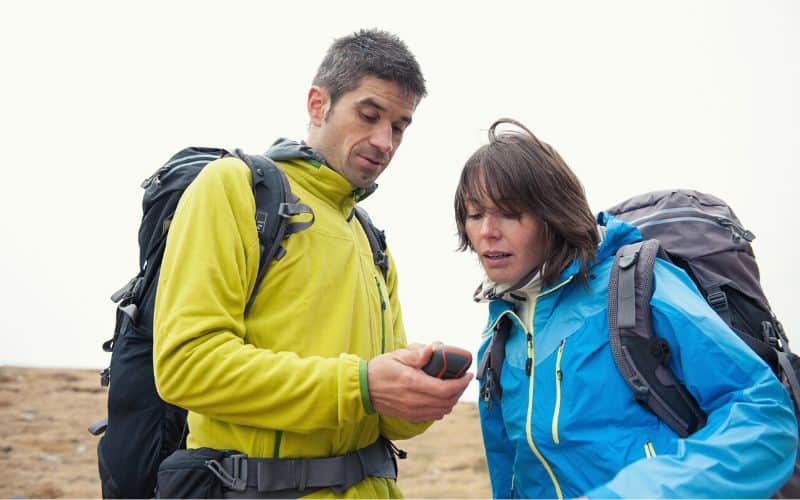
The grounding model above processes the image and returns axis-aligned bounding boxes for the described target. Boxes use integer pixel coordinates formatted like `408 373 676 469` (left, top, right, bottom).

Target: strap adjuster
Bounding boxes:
762 321 782 349
206 455 247 492
707 290 728 312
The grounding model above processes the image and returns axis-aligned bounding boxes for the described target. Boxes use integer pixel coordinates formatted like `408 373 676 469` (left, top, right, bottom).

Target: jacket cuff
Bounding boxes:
359 359 376 415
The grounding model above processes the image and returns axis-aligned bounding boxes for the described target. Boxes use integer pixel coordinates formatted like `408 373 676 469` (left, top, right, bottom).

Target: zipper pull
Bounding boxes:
141 166 168 189
481 369 495 410
717 217 755 242
526 333 533 376
374 277 386 309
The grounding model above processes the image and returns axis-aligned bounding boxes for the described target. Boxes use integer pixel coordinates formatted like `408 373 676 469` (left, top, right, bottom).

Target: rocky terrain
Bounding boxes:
0 366 490 498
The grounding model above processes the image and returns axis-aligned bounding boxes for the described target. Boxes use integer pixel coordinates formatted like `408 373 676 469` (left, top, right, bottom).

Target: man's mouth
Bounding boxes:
359 154 384 167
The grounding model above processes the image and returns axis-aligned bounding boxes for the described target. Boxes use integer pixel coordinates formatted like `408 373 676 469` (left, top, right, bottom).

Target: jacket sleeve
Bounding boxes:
478 335 515 498
586 263 798 498
377 248 435 440
153 158 370 433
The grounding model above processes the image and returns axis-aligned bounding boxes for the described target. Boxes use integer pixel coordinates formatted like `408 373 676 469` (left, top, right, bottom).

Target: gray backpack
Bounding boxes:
607 189 800 497
477 189 799 495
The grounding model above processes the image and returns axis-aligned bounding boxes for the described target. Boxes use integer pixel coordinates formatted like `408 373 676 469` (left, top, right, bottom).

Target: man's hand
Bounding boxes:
367 343 473 422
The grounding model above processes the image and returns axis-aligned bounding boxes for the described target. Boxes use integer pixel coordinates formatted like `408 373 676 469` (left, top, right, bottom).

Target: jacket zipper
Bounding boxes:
524 277 572 500
644 440 656 458
552 338 566 444
374 277 387 353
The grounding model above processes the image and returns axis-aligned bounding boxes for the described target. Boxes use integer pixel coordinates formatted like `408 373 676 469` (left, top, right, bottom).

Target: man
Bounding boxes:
152 29 472 497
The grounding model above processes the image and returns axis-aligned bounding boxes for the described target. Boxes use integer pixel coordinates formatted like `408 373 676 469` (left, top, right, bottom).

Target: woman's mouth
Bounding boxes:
483 251 512 260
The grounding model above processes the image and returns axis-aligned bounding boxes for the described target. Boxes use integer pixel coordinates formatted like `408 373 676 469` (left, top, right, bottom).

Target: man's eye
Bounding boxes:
360 113 378 122
501 212 520 219
467 213 483 220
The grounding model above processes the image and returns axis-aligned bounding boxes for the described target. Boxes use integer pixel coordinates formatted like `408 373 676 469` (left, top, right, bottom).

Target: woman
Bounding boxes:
454 118 797 498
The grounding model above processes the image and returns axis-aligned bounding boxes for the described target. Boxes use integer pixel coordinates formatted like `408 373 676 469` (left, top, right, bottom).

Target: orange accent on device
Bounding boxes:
422 346 472 379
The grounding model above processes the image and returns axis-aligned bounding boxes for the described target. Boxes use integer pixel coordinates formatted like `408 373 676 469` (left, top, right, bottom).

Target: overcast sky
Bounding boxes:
1 1 798 403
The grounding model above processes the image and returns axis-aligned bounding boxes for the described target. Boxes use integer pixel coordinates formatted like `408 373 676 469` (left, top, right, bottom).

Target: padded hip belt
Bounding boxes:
214 437 401 498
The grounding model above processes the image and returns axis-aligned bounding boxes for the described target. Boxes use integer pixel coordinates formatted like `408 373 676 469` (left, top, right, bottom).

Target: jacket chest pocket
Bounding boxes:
552 338 566 445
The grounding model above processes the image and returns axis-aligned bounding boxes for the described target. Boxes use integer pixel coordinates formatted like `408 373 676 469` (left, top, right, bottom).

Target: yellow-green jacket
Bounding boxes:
153 140 430 497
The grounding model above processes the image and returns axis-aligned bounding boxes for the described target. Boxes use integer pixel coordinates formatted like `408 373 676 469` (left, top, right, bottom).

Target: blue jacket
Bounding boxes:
477 214 797 498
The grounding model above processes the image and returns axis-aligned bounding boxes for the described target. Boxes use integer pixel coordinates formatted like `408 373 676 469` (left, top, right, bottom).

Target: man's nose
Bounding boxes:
369 122 394 154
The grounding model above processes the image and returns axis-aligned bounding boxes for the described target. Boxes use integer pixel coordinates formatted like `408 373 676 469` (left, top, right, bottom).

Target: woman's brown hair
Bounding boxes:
454 118 599 285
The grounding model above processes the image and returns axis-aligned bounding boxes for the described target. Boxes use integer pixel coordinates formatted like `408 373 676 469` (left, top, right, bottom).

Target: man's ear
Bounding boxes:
307 86 330 127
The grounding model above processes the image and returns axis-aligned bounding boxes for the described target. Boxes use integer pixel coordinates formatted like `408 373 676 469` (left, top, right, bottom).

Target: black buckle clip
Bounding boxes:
707 290 728 312
206 455 247 492
762 321 782 350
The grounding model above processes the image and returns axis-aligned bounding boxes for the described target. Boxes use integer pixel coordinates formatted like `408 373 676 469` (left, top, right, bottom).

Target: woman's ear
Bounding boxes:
307 86 330 127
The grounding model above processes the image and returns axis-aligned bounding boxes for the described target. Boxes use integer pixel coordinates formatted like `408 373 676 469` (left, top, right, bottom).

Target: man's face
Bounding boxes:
307 76 418 189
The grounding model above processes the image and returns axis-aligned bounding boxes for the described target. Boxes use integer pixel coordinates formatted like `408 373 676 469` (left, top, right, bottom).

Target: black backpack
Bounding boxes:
89 147 389 499
606 189 800 496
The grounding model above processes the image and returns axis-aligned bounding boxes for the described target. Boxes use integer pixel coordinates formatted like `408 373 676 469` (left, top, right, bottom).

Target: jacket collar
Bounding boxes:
473 267 543 303
266 138 379 202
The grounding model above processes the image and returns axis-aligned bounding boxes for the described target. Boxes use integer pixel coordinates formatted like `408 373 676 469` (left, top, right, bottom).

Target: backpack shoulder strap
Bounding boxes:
233 150 314 314
352 205 389 281
607 239 708 437
476 315 511 406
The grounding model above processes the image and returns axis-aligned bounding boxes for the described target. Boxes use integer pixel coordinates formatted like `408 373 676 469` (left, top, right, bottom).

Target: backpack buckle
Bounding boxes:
706 289 728 313
206 454 247 492
762 321 782 350
100 367 110 387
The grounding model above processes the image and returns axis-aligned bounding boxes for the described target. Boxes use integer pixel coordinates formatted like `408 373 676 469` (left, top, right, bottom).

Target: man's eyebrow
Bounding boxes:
357 97 413 125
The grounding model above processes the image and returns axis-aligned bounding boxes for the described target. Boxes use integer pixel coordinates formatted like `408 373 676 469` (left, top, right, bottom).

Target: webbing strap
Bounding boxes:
616 250 639 329
217 438 398 496
778 351 800 410
477 316 510 403
281 202 315 236
353 206 388 281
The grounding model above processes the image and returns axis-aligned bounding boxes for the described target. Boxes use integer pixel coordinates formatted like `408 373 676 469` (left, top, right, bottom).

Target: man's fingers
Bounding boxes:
392 343 436 369
368 346 474 421
412 370 474 398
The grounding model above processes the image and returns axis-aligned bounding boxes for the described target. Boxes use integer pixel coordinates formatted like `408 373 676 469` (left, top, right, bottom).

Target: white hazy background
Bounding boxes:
1 1 798 402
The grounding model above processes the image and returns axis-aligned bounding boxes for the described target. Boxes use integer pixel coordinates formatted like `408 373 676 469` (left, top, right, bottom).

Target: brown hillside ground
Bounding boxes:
0 366 490 499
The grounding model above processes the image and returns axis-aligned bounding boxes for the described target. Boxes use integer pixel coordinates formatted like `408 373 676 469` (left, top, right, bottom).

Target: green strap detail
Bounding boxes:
273 430 283 458
359 360 375 415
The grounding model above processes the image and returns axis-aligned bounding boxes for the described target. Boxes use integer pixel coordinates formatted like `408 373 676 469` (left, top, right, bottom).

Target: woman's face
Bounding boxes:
465 198 546 285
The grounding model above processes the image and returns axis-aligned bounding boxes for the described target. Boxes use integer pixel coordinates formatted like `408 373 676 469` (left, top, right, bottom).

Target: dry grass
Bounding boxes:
0 366 490 499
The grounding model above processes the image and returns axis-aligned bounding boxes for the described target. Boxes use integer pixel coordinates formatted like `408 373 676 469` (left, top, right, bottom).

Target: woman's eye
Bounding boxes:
467 213 483 220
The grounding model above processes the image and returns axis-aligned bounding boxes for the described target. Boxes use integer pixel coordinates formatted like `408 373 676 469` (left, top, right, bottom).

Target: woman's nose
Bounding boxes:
480 214 501 238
